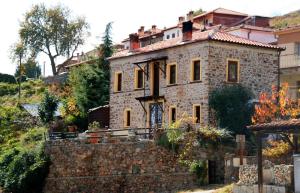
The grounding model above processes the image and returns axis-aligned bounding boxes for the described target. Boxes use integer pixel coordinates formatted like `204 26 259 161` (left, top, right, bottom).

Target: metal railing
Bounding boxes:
46 131 78 140
46 128 154 141
86 128 154 139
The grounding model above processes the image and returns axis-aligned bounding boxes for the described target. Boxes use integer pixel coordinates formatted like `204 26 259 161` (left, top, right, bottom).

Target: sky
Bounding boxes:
0 0 299 76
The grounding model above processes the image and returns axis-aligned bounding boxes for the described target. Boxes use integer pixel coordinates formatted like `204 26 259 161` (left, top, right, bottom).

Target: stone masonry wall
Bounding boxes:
208 42 279 97
109 41 279 130
43 139 197 193
109 42 210 130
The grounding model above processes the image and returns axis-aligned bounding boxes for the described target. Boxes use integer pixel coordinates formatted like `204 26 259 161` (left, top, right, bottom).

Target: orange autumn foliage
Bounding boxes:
252 83 300 124
48 83 72 98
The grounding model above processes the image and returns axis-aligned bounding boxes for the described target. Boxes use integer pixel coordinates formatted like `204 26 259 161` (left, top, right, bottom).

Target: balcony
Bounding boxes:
280 54 300 68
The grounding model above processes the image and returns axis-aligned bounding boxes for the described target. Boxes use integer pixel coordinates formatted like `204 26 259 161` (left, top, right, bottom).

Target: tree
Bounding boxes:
68 64 109 117
252 83 300 157
68 23 113 117
209 85 254 135
15 58 41 79
18 4 89 75
10 42 27 101
252 83 300 124
38 92 59 124
99 22 114 72
193 8 205 17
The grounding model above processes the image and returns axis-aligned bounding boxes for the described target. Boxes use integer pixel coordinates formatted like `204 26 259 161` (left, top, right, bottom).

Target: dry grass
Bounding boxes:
214 184 233 193
177 184 233 193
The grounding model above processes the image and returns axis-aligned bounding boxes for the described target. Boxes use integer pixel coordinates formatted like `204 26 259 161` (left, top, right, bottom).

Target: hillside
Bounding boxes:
271 9 300 29
0 80 49 193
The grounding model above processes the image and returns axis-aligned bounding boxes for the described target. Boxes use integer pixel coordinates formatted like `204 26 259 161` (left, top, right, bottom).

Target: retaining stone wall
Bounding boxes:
43 139 200 193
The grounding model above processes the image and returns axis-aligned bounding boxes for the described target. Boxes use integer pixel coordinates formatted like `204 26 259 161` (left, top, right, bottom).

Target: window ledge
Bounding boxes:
189 80 202 84
166 83 178 87
113 91 123 94
134 88 144 91
224 81 239 84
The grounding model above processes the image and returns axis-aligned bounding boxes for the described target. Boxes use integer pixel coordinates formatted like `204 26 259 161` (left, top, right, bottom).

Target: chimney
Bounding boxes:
151 25 157 33
138 26 144 36
129 33 140 51
178 16 185 25
182 20 193 42
186 11 194 21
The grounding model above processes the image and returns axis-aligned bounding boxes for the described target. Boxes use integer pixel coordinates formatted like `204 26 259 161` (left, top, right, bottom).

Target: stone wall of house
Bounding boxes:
109 42 211 131
44 139 209 193
109 41 279 130
208 42 279 97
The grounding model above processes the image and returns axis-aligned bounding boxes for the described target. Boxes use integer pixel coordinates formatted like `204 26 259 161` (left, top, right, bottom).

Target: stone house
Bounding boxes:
108 21 282 131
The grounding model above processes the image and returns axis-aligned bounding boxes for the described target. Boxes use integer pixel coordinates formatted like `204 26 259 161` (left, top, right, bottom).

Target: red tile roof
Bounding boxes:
193 8 248 20
247 119 300 131
110 30 282 59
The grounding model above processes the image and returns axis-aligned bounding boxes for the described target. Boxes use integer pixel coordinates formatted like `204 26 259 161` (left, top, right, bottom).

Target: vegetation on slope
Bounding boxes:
0 80 49 193
271 9 300 29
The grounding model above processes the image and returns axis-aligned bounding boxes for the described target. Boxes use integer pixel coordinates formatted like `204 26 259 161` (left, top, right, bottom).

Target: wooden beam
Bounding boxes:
257 132 263 193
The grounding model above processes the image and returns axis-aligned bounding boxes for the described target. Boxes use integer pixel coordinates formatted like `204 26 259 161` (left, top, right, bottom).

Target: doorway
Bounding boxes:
208 160 217 184
149 102 163 128
152 62 160 96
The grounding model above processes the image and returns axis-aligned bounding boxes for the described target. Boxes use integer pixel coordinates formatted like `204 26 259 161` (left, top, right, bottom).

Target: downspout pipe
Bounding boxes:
277 50 281 93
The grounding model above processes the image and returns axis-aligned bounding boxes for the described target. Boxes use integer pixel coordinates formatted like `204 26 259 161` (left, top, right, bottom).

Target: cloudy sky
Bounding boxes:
0 0 298 76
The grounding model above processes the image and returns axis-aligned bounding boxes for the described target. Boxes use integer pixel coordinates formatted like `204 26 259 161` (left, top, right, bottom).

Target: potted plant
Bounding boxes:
65 115 77 132
88 121 101 144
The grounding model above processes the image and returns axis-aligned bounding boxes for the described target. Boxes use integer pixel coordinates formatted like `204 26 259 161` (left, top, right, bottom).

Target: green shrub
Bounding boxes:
38 92 59 124
0 73 16 84
20 128 45 146
24 88 35 97
156 132 172 149
21 82 32 90
0 83 18 96
156 132 179 152
36 87 45 95
189 160 208 185
0 149 20 187
209 84 254 135
0 145 49 193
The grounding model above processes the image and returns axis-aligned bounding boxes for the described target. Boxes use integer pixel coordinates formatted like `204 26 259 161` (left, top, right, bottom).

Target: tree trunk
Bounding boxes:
49 56 57 75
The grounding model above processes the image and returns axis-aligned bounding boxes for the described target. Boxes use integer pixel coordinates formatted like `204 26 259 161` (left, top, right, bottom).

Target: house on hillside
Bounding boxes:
121 8 274 51
192 8 248 28
56 44 124 74
108 20 282 131
275 25 300 100
122 26 164 49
